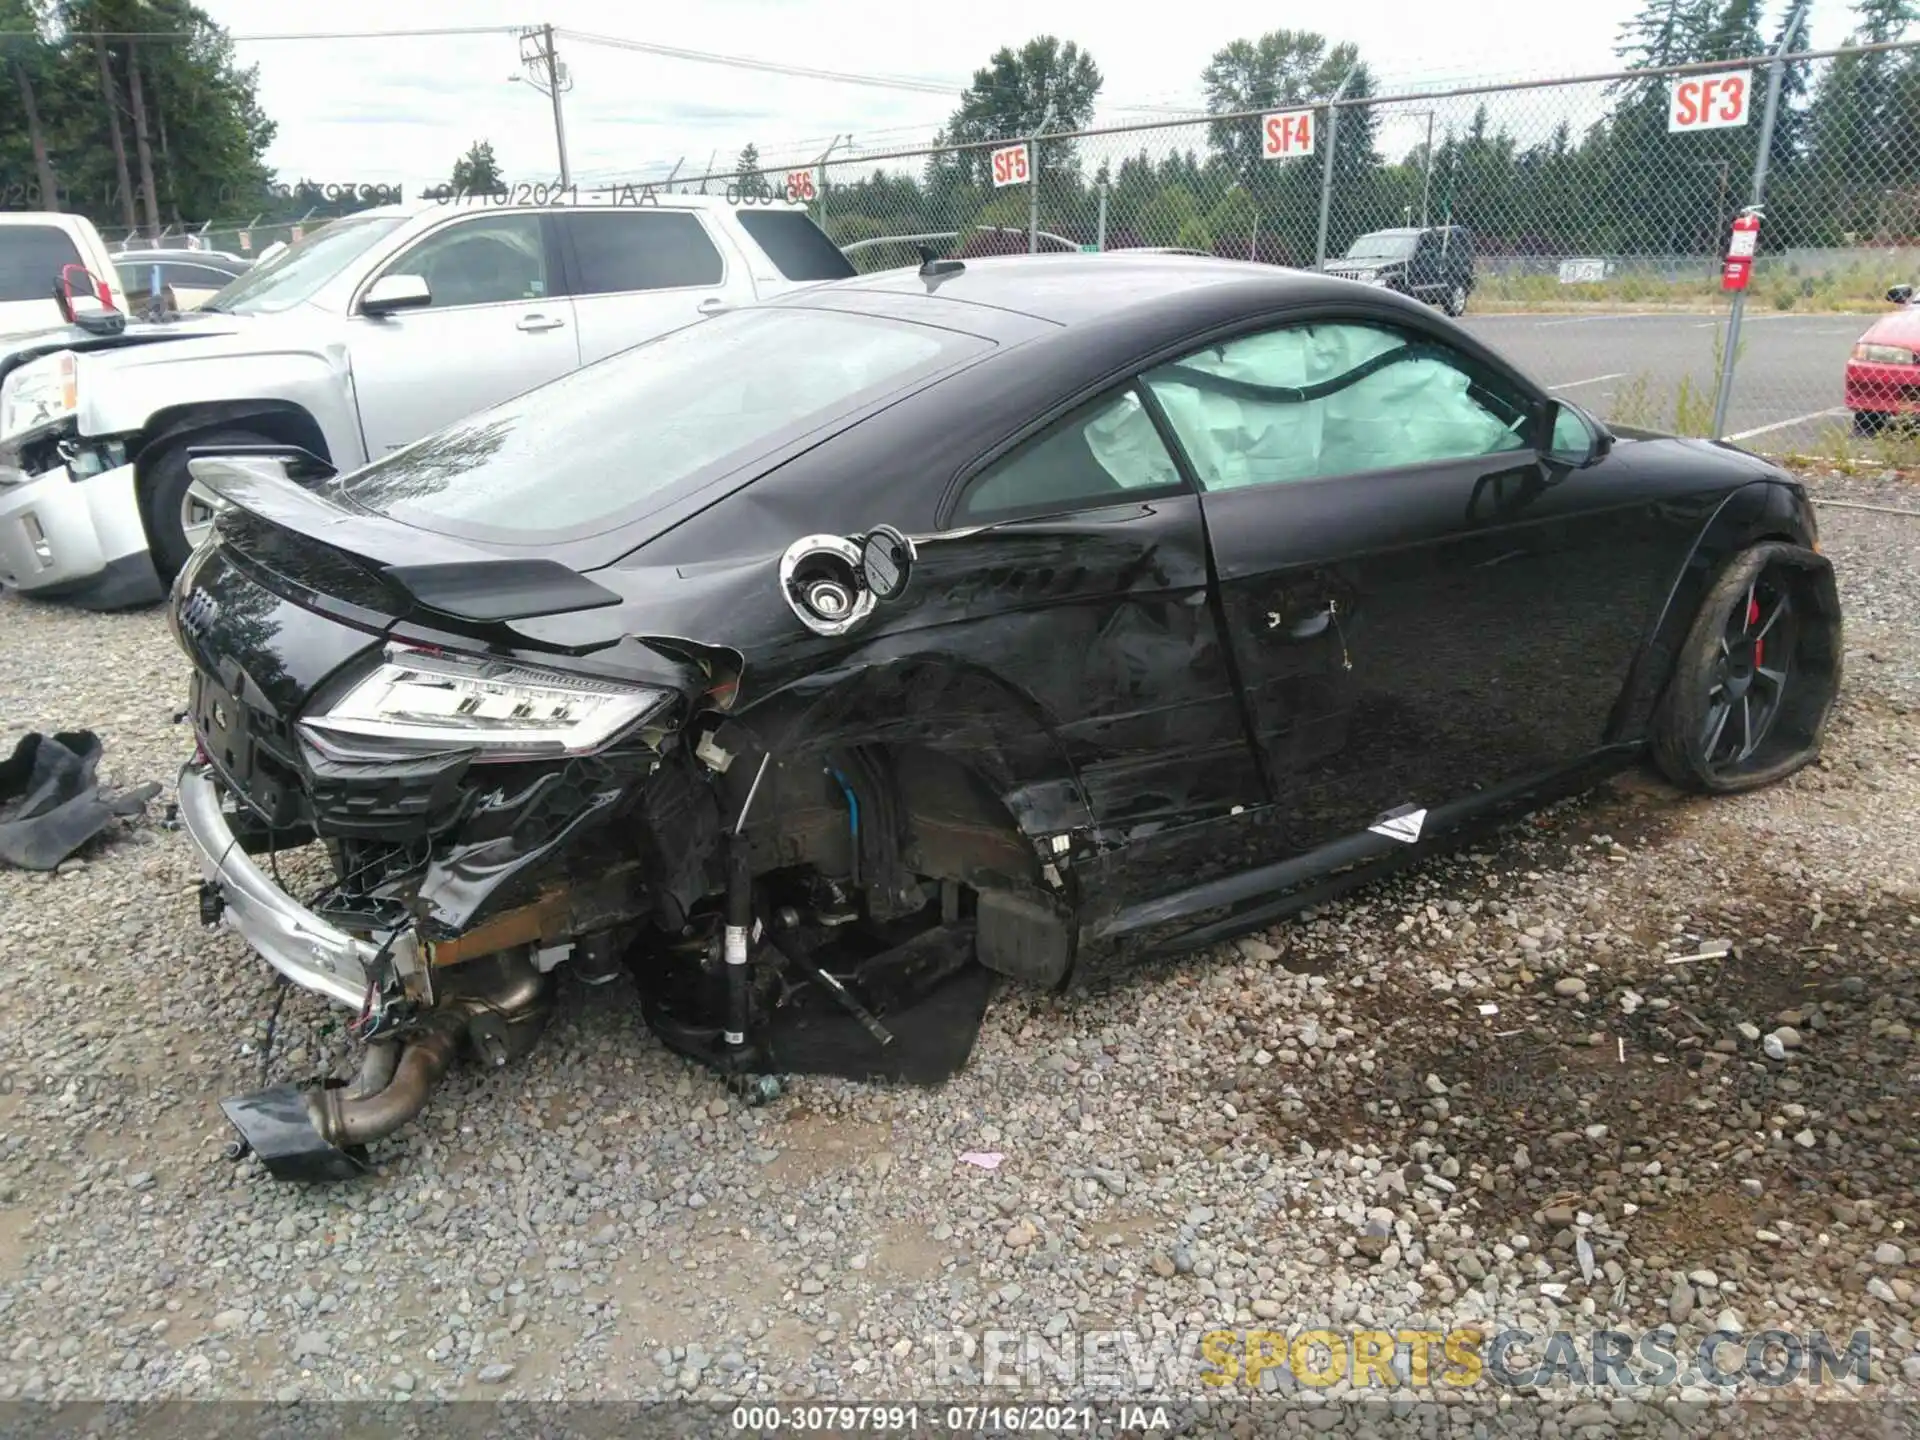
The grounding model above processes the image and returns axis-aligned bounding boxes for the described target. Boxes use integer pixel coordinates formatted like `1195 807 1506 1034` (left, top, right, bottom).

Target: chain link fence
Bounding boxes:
692 37 1920 459
98 217 319 261
58 36 1920 459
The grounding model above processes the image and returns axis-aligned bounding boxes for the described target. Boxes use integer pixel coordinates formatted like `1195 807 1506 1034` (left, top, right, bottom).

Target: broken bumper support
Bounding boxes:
178 762 416 1020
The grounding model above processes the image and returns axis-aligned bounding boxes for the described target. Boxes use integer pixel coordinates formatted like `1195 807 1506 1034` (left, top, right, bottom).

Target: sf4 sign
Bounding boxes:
990 142 1031 188
1261 109 1316 159
1669 70 1751 132
784 170 817 203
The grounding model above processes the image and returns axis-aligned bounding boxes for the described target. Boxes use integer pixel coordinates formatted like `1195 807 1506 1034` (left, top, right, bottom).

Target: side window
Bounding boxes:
733 210 855 281
1140 321 1532 490
383 215 549 309
0 225 84 303
563 211 724 296
168 264 240 288
958 387 1185 521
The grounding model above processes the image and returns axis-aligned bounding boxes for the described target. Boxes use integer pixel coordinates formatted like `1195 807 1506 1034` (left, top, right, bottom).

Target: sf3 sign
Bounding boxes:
1669 71 1751 132
1261 110 1315 159
784 170 817 203
990 142 1031 188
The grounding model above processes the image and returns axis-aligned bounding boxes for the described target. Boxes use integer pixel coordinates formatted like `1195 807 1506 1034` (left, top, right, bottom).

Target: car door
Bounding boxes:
1407 232 1444 297
1140 315 1685 859
939 385 1265 843
554 209 739 367
349 211 578 458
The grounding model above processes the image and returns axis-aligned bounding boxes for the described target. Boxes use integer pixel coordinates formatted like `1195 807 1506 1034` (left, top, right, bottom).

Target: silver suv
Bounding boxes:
0 194 853 608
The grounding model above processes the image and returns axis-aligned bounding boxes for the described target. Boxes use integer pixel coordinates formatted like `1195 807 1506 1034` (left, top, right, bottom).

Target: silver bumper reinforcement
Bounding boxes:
178 763 415 1016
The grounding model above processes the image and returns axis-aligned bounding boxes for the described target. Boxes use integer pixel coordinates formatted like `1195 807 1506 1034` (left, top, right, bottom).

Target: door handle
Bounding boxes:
516 313 565 332
1273 605 1334 639
697 297 728 315
1291 608 1334 640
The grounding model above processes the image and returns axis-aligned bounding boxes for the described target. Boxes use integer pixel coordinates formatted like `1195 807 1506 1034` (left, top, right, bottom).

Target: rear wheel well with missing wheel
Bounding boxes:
672 730 1076 987
628 737 1072 1083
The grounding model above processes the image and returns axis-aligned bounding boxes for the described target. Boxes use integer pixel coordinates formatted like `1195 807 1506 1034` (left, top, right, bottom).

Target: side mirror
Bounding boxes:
361 273 432 316
63 292 126 336
1543 398 1612 468
1887 284 1914 306
54 266 125 335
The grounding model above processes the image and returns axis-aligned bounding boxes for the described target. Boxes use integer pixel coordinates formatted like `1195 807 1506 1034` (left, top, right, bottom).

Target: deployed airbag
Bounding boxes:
1146 323 1529 489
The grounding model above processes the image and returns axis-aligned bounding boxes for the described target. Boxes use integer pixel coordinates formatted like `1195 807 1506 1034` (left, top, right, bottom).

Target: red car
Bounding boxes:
1846 283 1920 433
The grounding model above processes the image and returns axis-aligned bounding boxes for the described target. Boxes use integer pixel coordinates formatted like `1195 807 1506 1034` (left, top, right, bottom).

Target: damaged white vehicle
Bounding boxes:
0 194 854 609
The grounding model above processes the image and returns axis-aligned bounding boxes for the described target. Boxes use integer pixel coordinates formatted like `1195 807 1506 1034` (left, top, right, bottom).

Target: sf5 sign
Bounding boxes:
1261 110 1315 159
990 142 1031 188
785 170 817 203
1669 71 1751 132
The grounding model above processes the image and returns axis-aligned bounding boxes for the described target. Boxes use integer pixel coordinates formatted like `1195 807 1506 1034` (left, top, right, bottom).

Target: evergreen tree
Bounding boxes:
449 140 502 195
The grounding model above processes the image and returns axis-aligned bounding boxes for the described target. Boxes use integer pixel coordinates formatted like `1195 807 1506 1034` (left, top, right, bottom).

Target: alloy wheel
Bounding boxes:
180 481 227 552
1700 567 1794 778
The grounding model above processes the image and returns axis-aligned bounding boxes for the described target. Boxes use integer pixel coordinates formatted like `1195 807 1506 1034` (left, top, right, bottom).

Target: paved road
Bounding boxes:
1458 310 1871 453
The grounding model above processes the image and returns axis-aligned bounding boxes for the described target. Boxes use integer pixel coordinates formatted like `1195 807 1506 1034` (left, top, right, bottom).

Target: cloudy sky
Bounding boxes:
196 0 1869 205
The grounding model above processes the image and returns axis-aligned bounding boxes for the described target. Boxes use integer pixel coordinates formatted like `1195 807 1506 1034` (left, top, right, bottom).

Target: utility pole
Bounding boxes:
1708 0 1809 440
1315 69 1360 269
1420 111 1436 227
518 25 572 187
1029 103 1057 255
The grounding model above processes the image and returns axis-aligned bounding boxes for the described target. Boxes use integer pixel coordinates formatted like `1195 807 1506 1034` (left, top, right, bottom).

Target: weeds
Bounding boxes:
1789 419 1920 472
1596 330 1739 440
1482 253 1913 314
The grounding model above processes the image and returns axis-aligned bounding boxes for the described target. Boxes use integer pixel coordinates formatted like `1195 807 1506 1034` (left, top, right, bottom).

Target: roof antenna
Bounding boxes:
918 244 963 279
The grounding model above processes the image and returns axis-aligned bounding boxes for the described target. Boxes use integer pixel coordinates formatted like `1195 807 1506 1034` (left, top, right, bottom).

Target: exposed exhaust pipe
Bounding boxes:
221 952 550 1182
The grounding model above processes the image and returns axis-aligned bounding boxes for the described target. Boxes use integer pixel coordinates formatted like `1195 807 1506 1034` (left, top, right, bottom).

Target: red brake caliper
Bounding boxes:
1749 594 1763 667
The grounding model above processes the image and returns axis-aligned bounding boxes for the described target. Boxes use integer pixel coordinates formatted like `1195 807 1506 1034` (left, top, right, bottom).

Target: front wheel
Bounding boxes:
1442 283 1469 317
1852 410 1889 437
1649 541 1842 795
139 428 273 582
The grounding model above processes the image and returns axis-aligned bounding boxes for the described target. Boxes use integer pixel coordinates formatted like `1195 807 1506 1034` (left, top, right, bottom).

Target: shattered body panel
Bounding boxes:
165 254 1827 1178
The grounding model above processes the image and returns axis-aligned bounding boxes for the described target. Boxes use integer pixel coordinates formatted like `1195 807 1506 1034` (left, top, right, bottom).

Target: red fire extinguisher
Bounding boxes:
1721 208 1761 292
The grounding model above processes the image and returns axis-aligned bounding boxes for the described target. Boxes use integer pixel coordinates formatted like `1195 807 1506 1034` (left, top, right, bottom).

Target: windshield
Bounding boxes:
1344 233 1419 260
203 216 405 315
338 307 990 543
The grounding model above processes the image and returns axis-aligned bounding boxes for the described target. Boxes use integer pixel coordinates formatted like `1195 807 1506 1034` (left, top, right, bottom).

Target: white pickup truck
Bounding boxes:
0 193 854 608
0 211 129 338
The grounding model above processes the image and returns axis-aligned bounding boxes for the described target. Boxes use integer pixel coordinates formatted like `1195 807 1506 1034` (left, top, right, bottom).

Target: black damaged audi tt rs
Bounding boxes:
167 252 1842 1181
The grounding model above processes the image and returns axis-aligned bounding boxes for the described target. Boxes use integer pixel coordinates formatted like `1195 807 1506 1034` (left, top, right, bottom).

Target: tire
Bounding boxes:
1649 541 1842 795
139 427 272 582
1442 283 1469 318
1852 410 1888 437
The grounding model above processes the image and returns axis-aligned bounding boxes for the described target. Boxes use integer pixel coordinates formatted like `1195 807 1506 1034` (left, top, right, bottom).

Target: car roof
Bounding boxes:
115 249 247 263
347 193 810 224
802 252 1365 329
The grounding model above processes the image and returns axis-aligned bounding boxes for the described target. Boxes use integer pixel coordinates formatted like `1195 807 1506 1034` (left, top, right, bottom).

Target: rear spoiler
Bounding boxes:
184 451 623 622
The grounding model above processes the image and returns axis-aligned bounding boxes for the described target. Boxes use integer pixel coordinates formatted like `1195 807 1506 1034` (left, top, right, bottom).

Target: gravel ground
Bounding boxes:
0 471 1915 1437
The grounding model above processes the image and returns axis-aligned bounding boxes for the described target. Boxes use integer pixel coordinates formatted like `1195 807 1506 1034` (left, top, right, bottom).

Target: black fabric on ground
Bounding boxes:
0 730 161 871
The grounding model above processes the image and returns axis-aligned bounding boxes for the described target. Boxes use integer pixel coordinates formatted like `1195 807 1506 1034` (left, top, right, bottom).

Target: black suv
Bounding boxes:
1322 226 1475 316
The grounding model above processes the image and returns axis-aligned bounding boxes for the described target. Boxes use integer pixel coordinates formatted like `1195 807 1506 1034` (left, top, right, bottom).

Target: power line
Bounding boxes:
0 24 530 41
557 27 967 95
